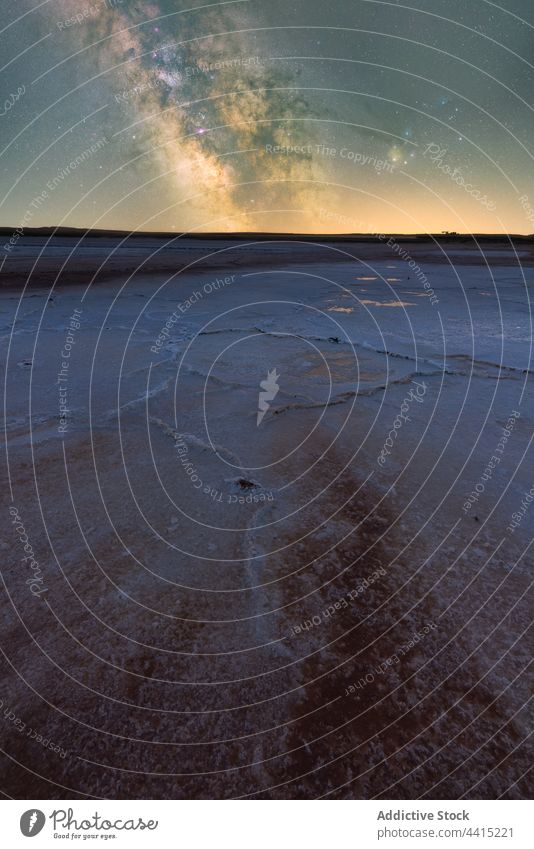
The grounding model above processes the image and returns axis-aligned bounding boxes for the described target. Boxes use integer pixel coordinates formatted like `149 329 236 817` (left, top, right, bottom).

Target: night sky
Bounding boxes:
1 0 534 233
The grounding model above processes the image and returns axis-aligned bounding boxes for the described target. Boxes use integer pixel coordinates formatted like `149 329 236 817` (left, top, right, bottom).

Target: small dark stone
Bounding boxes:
237 478 257 490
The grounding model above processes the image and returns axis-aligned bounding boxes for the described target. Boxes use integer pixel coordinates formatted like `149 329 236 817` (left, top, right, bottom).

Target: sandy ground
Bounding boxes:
1 237 533 798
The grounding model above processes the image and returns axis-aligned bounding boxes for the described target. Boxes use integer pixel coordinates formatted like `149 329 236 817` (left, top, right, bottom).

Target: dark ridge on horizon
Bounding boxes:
2 227 533 290
1 226 533 243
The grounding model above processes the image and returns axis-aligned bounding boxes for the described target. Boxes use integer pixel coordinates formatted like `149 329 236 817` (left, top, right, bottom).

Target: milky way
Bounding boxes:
2 0 534 232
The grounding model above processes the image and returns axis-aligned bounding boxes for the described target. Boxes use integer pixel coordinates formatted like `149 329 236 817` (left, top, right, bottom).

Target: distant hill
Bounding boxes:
0 226 533 243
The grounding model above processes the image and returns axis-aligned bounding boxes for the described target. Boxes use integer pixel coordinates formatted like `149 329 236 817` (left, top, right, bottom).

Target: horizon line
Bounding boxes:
0 226 533 240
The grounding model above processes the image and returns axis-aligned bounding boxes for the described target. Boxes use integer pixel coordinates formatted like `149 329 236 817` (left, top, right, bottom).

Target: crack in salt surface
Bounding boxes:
198 327 529 381
148 416 243 466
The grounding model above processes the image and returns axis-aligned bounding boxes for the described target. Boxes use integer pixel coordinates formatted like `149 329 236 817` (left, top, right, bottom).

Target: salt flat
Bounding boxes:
1 237 532 798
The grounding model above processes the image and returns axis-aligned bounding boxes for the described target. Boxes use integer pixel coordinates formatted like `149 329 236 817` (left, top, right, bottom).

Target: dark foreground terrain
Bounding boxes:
1 236 533 798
